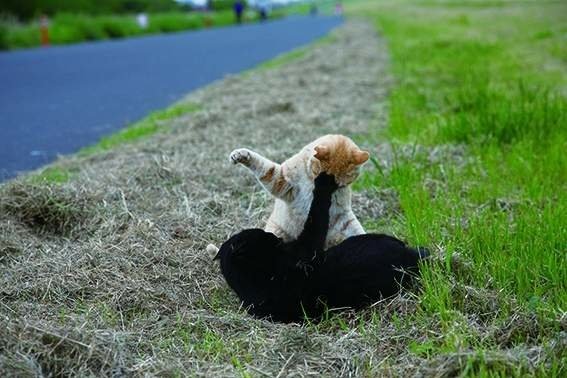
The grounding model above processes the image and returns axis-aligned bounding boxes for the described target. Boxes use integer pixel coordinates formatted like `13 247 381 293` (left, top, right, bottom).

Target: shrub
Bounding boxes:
211 0 247 12
0 24 7 49
51 14 106 43
147 13 202 33
5 23 39 48
100 18 127 38
209 10 236 27
98 16 140 39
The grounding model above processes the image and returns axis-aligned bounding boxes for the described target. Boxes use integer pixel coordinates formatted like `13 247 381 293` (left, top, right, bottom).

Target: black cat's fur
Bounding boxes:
215 173 429 322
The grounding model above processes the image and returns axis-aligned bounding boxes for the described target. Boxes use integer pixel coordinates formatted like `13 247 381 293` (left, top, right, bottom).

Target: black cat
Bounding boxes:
215 173 428 322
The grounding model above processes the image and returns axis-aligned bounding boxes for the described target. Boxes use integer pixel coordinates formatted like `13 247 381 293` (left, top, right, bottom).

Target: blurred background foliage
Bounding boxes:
0 0 287 50
1 0 185 20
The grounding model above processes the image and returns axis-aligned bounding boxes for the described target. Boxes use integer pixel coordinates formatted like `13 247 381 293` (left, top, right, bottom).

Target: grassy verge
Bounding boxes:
78 102 200 156
256 34 336 71
347 0 566 375
0 10 281 50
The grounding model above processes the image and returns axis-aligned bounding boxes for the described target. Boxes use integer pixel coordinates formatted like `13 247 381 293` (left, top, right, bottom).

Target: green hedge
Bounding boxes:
0 24 8 49
5 23 40 48
0 8 283 50
146 12 202 33
211 1 248 12
0 0 182 20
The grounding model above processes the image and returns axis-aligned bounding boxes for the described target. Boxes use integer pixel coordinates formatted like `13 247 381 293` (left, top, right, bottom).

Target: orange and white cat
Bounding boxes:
228 134 369 249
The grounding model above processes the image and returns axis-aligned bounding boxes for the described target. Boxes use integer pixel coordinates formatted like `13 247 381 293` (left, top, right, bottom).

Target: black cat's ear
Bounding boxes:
314 145 330 161
310 158 322 177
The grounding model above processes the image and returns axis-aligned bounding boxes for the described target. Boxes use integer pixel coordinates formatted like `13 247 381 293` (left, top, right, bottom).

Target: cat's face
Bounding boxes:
312 135 369 187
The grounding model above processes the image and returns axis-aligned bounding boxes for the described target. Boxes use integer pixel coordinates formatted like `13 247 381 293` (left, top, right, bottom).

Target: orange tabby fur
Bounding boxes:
228 134 369 249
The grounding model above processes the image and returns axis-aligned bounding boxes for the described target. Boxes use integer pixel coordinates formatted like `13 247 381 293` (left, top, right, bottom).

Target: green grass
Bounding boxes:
347 0 566 374
31 167 75 184
79 102 200 156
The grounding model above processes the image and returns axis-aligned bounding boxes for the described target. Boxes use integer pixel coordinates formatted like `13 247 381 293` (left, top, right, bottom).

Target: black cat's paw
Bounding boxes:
314 172 338 193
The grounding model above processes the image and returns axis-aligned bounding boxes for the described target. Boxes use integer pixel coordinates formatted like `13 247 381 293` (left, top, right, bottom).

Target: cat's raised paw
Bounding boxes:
230 149 252 166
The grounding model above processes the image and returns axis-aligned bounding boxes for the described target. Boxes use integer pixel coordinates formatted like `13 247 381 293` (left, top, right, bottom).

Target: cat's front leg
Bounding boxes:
230 148 274 172
230 148 293 201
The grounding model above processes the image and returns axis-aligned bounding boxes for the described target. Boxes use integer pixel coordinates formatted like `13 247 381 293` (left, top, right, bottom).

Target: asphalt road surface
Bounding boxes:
0 15 342 181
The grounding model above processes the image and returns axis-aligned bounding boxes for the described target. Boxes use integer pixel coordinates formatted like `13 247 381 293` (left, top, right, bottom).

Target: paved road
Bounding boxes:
0 16 342 181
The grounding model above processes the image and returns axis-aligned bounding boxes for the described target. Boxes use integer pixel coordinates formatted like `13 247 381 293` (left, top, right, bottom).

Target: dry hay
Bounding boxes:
0 21 561 377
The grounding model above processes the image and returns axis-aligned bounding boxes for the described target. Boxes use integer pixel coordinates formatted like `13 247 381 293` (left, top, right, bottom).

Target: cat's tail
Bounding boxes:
206 244 219 259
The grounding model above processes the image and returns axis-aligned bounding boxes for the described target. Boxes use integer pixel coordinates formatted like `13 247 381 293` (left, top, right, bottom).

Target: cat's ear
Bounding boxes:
314 145 330 161
353 150 370 165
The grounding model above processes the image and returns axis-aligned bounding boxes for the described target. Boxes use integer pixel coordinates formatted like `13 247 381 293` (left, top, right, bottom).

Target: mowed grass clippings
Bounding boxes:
0 22 395 376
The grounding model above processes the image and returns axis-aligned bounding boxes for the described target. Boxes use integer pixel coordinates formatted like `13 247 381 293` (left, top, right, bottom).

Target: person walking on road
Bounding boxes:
234 0 245 24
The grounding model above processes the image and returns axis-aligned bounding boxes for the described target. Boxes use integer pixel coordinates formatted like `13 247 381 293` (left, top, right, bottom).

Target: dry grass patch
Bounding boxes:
1 182 97 236
0 21 402 376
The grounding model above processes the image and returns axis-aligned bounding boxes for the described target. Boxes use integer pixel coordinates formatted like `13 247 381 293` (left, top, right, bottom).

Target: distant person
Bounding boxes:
136 13 148 30
334 2 343 16
258 3 268 22
310 4 318 16
39 15 50 46
234 0 245 24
